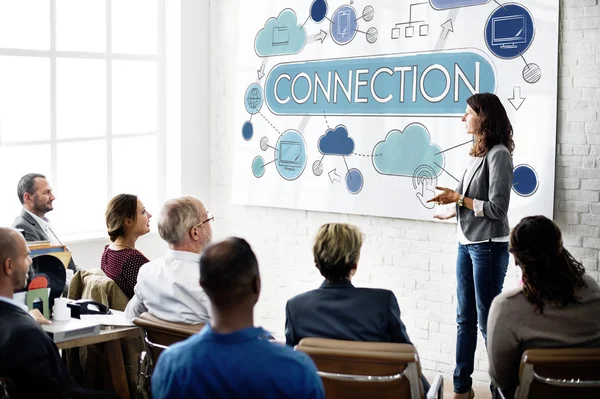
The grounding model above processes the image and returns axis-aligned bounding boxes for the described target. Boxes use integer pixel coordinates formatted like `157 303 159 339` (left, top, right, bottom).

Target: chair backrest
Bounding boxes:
516 348 600 399
67 268 129 311
133 312 204 364
296 338 423 399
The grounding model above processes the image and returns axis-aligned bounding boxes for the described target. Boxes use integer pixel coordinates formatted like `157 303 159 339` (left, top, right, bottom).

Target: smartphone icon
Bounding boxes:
338 10 351 38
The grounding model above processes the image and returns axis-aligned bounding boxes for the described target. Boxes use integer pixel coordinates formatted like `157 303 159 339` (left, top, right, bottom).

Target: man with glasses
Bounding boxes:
125 196 213 324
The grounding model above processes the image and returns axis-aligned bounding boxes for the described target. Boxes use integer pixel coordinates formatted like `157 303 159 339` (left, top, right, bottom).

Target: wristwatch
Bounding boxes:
457 194 465 207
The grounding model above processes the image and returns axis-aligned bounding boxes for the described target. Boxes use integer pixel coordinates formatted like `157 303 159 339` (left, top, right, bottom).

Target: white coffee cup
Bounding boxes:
53 297 71 321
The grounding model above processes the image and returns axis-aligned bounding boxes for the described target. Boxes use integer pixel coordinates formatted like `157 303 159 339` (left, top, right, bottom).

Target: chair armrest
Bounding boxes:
496 387 507 399
426 374 444 399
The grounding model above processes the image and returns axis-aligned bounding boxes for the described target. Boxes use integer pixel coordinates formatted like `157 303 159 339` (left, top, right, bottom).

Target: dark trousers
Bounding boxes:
453 241 509 393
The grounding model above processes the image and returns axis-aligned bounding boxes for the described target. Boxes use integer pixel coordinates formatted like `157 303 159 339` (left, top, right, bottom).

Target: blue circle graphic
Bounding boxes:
345 168 363 195
242 121 253 141
310 0 328 23
252 156 265 178
244 83 264 115
330 5 358 45
275 130 307 181
512 164 538 197
484 3 535 60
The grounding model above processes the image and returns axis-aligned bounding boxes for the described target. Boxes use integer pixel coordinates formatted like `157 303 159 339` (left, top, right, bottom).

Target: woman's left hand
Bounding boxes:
427 186 460 205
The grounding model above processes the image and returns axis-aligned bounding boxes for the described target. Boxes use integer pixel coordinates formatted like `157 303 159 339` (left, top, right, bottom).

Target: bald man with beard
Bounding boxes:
0 227 116 399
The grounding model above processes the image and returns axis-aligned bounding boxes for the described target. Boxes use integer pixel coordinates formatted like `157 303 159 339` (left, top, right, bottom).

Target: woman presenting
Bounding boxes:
428 92 514 399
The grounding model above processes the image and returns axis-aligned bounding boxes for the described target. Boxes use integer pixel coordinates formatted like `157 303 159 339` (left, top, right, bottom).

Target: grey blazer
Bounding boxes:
12 209 76 272
456 144 513 242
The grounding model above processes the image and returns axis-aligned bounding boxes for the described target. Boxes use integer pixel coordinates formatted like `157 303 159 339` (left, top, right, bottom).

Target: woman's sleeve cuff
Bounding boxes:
473 199 485 217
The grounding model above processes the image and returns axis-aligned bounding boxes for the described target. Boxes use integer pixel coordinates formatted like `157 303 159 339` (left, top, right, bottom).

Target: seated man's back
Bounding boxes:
286 280 409 346
152 237 324 399
152 325 323 399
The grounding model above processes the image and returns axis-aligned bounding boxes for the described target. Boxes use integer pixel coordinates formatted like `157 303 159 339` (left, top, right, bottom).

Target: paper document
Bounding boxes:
80 310 133 327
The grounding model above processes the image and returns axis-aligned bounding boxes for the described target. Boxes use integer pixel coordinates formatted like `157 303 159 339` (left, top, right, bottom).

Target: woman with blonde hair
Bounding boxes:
101 194 152 298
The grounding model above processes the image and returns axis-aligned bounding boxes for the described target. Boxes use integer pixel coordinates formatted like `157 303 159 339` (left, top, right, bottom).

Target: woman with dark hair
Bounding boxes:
487 215 600 397
101 194 152 298
428 92 515 399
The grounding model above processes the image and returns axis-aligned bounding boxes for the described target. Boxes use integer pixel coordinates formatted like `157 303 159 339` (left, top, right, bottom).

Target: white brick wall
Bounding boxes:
209 0 600 386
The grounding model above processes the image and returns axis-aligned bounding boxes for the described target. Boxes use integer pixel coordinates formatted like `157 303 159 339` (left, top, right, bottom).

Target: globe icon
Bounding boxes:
247 88 261 109
244 83 263 115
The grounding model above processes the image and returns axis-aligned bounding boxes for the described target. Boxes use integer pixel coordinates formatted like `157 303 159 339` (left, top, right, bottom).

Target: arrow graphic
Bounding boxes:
328 168 341 183
257 58 268 81
440 19 454 40
508 86 525 110
309 29 328 44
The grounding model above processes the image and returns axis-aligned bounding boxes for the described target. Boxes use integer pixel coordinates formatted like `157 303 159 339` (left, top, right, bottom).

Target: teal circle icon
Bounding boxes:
244 83 264 115
275 130 307 181
252 156 265 178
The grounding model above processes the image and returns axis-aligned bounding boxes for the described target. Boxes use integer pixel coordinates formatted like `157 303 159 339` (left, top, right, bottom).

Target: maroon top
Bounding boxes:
100 245 149 298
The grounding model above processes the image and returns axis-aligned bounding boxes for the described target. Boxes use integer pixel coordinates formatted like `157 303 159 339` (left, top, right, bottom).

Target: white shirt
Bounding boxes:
25 210 62 246
124 249 211 324
456 157 510 245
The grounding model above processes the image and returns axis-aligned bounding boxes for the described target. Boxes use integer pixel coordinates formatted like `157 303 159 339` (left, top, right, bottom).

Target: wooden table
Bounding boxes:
58 326 141 399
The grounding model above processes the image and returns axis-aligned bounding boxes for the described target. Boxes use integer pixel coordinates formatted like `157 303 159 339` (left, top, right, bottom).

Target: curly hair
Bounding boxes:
313 223 364 283
467 93 515 157
510 215 586 314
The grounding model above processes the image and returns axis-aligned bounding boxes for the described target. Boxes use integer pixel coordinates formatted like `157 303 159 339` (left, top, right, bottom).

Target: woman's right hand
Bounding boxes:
433 208 456 220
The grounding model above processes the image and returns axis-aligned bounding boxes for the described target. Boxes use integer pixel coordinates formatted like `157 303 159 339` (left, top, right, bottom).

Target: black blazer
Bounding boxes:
0 300 77 399
285 280 412 347
12 209 76 272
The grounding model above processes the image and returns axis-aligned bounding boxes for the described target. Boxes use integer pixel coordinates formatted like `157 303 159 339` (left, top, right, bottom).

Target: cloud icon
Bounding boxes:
429 0 490 10
372 123 444 177
318 125 354 156
255 9 306 57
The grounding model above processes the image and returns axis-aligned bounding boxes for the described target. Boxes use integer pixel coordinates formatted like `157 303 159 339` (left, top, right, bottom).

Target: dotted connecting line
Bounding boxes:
258 111 281 135
323 112 330 129
353 153 382 157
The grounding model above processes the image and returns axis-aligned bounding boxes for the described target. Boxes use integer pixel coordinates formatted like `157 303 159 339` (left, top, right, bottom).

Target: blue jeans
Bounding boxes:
453 241 509 393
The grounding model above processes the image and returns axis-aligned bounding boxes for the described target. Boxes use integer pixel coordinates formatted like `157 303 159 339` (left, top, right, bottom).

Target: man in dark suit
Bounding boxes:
285 223 412 346
0 227 115 399
285 223 429 392
12 173 76 272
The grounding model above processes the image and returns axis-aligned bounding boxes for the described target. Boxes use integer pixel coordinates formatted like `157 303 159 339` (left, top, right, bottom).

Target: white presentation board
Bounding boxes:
232 0 559 225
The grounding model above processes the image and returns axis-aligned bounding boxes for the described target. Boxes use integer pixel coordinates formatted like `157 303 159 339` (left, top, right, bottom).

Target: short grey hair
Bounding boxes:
158 196 203 244
17 173 46 205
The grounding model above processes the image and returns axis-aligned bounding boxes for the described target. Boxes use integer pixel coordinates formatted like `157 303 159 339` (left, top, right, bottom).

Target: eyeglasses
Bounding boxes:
193 212 214 230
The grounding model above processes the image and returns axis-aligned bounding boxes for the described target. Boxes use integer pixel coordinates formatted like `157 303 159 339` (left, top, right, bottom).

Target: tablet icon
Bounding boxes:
330 5 358 45
338 10 351 39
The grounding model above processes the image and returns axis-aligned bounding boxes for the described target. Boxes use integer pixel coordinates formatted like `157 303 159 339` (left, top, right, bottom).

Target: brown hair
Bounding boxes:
467 93 515 157
510 215 586 314
105 194 138 242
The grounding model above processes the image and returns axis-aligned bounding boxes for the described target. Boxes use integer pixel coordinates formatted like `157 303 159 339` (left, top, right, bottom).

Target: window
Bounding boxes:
0 0 180 237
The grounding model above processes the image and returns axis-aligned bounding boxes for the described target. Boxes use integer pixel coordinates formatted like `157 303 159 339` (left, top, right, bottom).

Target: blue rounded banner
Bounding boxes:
265 50 496 116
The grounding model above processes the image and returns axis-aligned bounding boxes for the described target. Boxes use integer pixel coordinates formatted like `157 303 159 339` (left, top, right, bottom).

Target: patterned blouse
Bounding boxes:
101 246 149 298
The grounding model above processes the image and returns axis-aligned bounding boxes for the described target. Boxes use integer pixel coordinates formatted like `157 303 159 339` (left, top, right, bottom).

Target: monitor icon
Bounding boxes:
279 141 302 171
492 15 526 49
